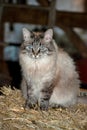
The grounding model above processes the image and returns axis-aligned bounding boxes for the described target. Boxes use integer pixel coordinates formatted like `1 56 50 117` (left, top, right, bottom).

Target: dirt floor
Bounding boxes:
0 86 87 130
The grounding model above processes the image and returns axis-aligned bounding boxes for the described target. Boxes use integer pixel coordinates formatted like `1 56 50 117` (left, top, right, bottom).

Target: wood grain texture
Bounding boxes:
1 4 87 29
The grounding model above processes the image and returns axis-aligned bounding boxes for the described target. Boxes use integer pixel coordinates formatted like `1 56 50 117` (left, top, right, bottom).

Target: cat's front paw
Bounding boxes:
40 99 49 111
25 97 37 109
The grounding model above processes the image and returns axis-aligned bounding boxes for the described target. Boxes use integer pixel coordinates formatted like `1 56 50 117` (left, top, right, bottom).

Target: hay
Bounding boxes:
0 86 87 130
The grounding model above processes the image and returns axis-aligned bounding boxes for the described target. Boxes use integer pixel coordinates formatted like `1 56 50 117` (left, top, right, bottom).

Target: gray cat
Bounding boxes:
19 28 81 110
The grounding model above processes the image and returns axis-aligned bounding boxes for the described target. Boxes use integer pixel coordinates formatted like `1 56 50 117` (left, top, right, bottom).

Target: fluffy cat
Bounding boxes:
19 28 80 110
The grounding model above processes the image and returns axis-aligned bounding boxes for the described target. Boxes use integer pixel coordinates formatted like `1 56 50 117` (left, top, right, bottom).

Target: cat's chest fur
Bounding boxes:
20 53 56 93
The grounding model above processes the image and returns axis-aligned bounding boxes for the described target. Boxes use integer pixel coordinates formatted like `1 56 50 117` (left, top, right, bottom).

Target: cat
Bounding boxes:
19 28 81 110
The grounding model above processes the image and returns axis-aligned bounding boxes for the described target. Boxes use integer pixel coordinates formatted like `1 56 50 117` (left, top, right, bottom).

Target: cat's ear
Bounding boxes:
22 28 31 41
44 29 53 43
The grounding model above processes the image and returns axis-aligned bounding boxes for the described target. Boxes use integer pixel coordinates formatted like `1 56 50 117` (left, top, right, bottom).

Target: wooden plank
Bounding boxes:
1 4 87 29
56 11 87 29
84 0 87 12
0 5 4 41
48 0 56 28
59 25 87 58
2 5 49 25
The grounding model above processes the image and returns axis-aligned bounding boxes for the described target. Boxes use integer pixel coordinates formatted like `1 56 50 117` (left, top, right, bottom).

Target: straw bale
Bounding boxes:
0 86 87 130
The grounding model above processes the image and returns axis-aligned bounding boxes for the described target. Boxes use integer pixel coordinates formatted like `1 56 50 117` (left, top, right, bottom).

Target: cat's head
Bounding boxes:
21 28 55 59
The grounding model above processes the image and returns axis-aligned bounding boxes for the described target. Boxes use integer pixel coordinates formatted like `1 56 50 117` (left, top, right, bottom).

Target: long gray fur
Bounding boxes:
19 28 80 110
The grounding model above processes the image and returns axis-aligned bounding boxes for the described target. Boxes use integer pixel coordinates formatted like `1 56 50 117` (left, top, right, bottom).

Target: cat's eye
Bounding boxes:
25 45 33 50
40 45 48 52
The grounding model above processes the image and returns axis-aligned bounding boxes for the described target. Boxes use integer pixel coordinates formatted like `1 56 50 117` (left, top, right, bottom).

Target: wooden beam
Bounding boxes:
48 0 56 28
1 4 87 29
84 0 87 12
2 4 49 25
59 25 87 58
56 11 87 29
0 5 4 41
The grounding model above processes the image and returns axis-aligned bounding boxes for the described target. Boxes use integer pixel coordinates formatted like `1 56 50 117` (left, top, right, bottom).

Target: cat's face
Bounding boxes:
21 28 55 59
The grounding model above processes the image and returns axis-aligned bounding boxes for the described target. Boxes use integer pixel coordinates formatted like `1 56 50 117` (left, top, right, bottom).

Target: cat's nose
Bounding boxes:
32 48 40 56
